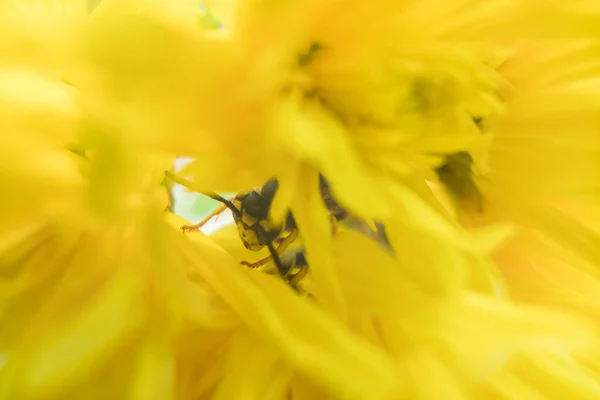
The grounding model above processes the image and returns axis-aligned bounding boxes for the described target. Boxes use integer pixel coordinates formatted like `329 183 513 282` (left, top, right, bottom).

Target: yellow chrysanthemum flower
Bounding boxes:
430 39 600 314
1 137 175 399
424 35 600 400
3 0 600 399
206 221 600 399
0 56 184 400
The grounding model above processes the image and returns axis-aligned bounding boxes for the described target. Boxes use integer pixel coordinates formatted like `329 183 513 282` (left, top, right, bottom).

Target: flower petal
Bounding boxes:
213 330 292 400
0 268 147 399
176 224 402 400
287 167 346 317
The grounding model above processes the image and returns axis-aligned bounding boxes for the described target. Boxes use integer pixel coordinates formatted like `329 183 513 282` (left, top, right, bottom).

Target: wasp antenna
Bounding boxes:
164 170 242 218
201 192 242 218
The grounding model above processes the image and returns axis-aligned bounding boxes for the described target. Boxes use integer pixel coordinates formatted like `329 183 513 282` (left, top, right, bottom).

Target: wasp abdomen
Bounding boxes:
319 174 349 220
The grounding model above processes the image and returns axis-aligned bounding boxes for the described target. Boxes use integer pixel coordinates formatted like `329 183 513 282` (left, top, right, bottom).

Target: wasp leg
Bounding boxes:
181 203 228 232
286 264 308 288
330 214 339 235
240 230 299 269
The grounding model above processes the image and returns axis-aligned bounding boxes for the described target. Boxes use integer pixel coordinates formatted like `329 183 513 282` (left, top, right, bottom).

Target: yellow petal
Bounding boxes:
0 1 82 71
271 97 388 219
203 0 239 28
287 167 346 317
174 219 402 400
268 160 302 227
212 330 292 400
290 375 329 400
516 352 600 399
525 204 600 270
331 230 432 317
0 68 78 144
405 350 471 400
384 181 515 254
92 0 199 26
184 282 242 329
130 336 175 400
0 135 83 215
489 352 600 399
175 330 231 399
0 269 146 399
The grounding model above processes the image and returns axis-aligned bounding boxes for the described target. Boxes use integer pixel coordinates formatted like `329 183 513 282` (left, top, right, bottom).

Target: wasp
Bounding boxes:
180 178 299 282
175 173 388 287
